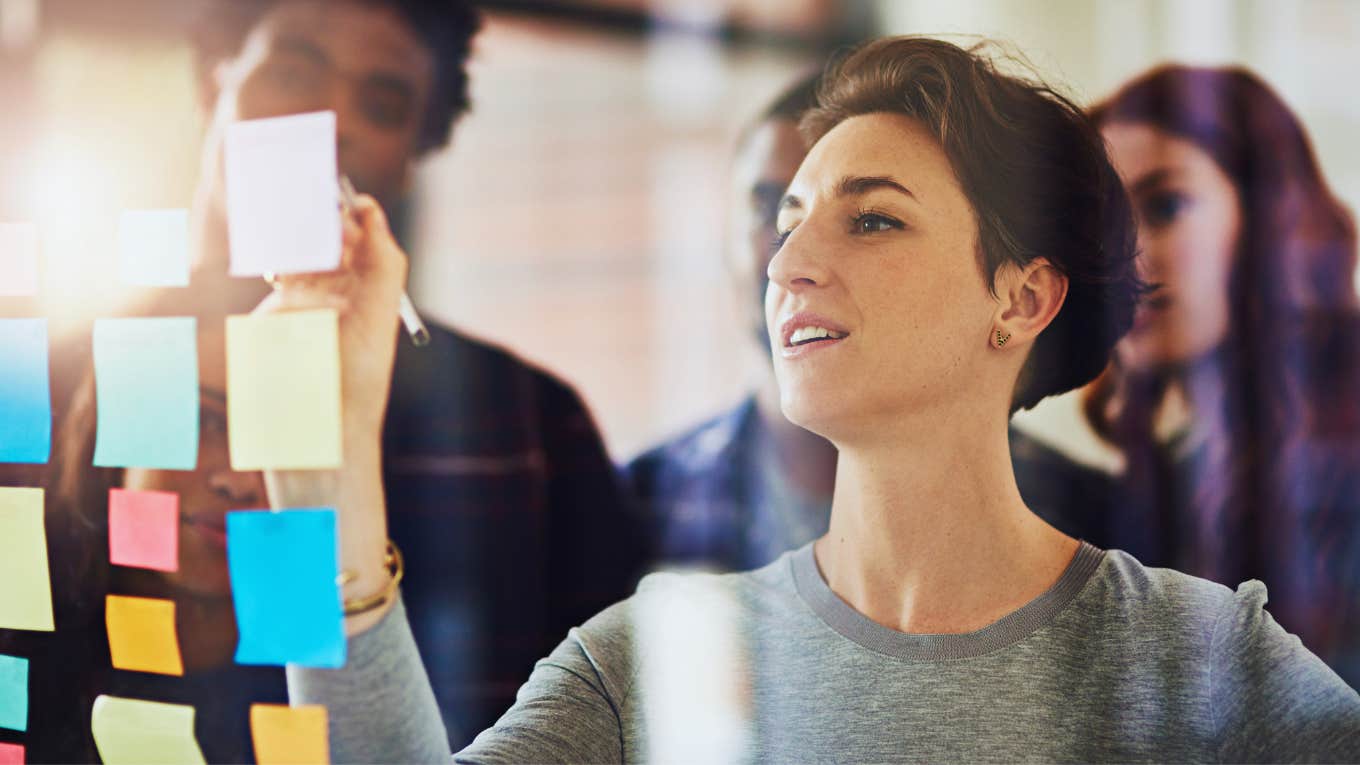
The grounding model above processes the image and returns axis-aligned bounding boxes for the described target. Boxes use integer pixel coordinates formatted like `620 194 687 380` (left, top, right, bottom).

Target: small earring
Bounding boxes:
995 329 1011 347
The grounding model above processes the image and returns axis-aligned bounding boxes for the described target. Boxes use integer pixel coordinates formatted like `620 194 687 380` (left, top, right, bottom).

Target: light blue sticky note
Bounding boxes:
92 318 198 470
226 508 345 668
0 654 28 732
118 210 190 287
0 319 50 464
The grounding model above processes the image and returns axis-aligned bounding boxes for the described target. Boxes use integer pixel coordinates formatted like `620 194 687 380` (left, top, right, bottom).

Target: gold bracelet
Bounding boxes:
338 541 404 617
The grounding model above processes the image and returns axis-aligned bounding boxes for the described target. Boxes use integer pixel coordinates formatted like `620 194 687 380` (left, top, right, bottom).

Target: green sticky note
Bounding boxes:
91 696 205 765
93 318 198 470
0 654 27 731
226 310 342 470
0 487 54 631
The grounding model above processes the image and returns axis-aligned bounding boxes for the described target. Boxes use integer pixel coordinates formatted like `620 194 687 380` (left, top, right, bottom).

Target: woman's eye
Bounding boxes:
852 212 902 234
771 229 792 252
1142 191 1188 227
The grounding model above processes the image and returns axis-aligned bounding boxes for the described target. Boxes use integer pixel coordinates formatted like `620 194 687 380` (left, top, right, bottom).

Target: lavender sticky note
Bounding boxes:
223 111 341 277
227 508 345 668
92 318 198 470
0 319 49 464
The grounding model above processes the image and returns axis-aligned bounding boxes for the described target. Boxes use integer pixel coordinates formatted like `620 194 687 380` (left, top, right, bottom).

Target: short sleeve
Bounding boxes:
1211 579 1360 763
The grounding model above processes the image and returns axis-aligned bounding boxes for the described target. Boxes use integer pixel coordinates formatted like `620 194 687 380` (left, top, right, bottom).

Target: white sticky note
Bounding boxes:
223 111 341 277
118 210 189 287
0 223 39 296
91 696 206 765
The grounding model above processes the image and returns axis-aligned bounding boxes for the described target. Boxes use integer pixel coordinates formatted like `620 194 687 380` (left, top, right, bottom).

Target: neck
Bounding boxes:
755 374 837 501
814 392 1076 634
176 593 239 672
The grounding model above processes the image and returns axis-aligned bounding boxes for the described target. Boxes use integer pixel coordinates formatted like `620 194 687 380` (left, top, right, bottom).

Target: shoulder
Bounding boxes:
623 399 755 489
398 321 577 396
1086 549 1235 627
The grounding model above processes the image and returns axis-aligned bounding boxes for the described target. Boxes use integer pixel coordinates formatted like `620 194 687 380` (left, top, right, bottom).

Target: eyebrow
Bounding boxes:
778 174 918 215
1129 168 1178 197
272 35 330 65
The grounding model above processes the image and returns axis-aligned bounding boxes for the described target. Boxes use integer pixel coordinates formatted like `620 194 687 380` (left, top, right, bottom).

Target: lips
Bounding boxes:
182 514 228 549
778 311 851 355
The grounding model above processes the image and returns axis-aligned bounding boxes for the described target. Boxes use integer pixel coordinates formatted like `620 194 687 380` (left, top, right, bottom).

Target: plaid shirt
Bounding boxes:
380 322 653 747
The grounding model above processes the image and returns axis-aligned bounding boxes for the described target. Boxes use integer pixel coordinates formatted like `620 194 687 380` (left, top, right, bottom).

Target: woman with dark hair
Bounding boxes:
1086 65 1360 688
262 37 1358 761
0 339 287 763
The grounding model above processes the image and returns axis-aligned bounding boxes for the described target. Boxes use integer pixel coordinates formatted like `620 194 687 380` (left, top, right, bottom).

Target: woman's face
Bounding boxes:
122 331 266 599
1101 122 1242 371
766 112 998 442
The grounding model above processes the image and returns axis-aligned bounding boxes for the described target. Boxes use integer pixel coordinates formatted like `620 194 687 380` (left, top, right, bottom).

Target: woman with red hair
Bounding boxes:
1089 65 1360 688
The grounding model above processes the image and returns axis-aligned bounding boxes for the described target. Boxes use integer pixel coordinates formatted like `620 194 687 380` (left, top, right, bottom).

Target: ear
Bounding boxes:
991 258 1068 349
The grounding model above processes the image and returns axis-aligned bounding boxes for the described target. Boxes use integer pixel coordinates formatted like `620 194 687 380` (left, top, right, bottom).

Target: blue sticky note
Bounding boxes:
226 509 345 668
92 318 198 470
0 319 50 464
0 654 28 732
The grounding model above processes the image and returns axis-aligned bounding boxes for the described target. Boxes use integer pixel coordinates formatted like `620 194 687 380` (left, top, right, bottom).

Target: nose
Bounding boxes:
766 217 832 294
208 469 266 507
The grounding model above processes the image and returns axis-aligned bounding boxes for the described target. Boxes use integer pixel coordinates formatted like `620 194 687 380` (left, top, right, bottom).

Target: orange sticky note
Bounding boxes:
105 596 183 676
0 741 23 764
108 489 179 572
250 704 329 765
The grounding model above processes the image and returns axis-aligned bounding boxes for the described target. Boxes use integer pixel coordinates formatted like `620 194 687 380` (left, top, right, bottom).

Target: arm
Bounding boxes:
1211 580 1360 762
288 594 632 764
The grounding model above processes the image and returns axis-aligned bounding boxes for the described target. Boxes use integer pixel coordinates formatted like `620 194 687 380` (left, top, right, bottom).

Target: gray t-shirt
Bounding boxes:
291 542 1360 762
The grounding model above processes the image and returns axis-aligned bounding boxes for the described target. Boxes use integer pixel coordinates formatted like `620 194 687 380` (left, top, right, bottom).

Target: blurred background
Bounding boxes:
1 0 1357 463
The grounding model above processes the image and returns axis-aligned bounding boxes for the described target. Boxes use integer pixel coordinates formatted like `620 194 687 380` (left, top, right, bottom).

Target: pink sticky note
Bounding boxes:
108 489 179 572
0 742 23 764
0 223 39 296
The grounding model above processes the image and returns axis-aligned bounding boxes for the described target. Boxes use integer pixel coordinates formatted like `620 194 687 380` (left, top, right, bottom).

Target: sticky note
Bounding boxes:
0 319 50 464
251 704 329 764
92 317 198 470
0 223 39 296
0 742 23 764
108 488 179 572
0 655 27 732
225 310 342 470
227 508 344 668
224 111 340 277
118 210 189 287
91 695 205 765
0 488 53 631
105 596 183 676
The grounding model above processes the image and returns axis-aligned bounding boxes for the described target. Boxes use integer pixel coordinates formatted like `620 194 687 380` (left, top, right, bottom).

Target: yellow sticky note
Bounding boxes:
225 310 343 470
105 596 183 676
251 704 329 764
91 695 205 765
0 487 54 631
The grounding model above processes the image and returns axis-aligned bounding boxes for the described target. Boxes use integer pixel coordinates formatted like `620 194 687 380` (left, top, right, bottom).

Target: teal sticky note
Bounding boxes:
0 654 28 732
226 509 345 668
0 319 49 464
93 318 198 470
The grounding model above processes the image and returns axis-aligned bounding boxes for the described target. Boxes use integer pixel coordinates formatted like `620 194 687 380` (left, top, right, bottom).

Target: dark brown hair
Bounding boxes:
801 36 1146 413
1084 65 1360 664
192 0 481 154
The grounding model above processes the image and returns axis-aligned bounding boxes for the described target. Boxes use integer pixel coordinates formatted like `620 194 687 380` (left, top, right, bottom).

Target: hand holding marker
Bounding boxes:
260 175 429 347
339 175 430 347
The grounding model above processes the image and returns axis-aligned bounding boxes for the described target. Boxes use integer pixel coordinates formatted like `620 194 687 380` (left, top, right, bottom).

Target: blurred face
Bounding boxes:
727 118 808 350
1102 122 1242 370
766 113 996 441
121 327 265 599
208 0 435 206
